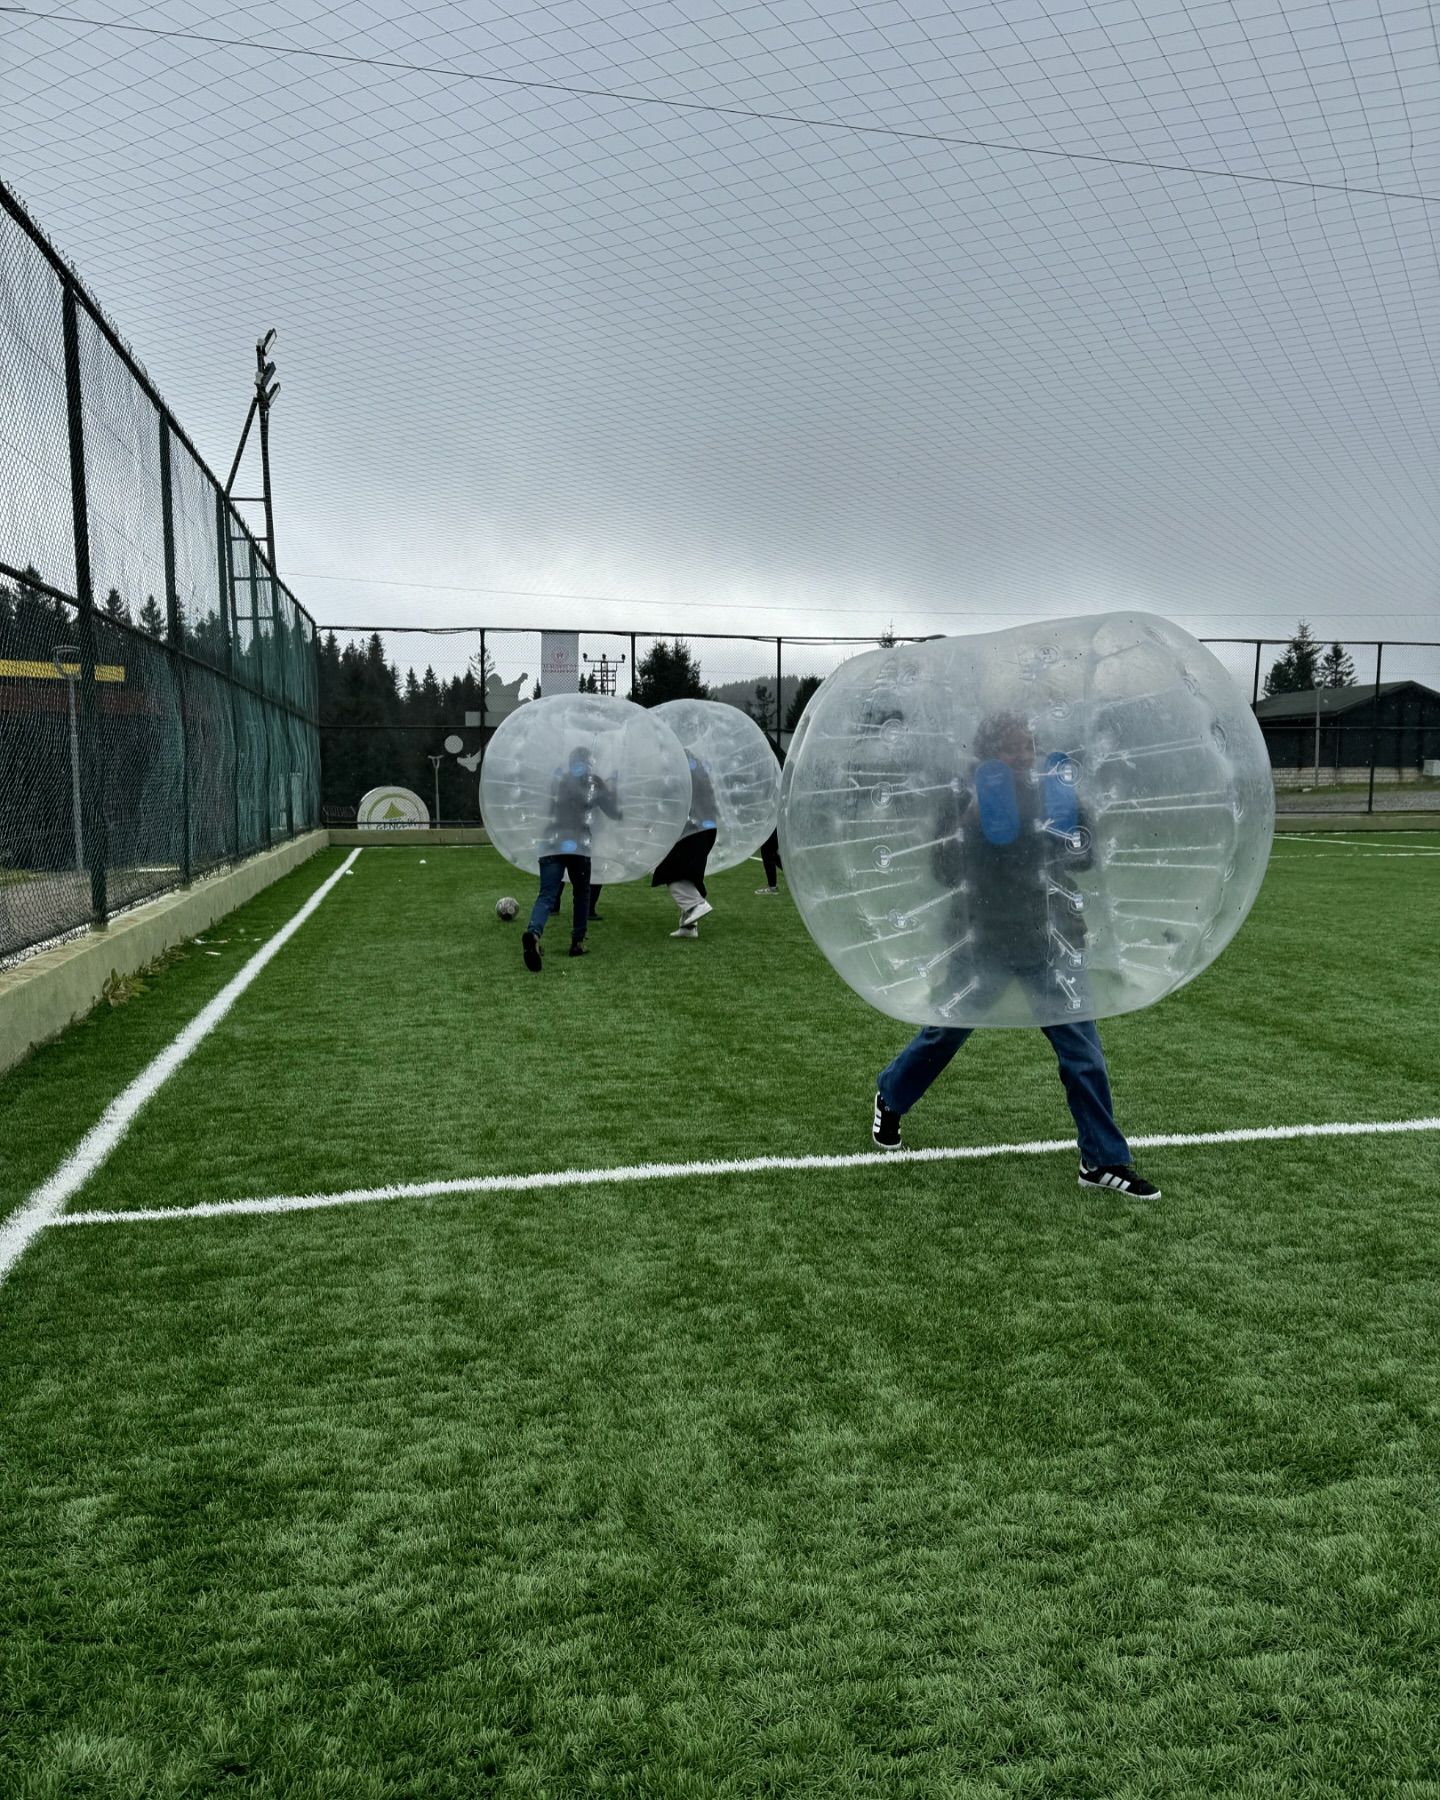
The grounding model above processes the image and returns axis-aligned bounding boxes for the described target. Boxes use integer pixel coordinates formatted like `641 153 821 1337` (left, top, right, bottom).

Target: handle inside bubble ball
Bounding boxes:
974 761 1021 846
1041 751 1080 835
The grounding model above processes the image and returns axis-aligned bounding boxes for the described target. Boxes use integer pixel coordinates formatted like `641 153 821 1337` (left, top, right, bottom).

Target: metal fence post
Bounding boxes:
1367 643 1384 815
61 284 109 924
1251 641 1262 707
630 633 638 698
158 419 192 884
216 488 243 857
254 544 274 847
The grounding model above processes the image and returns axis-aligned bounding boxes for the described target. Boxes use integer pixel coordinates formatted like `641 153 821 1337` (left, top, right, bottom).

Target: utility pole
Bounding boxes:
428 753 443 828
582 651 626 695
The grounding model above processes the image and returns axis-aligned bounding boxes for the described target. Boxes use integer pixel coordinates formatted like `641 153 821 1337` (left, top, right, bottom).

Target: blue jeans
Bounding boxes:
527 855 590 943
878 969 1131 1168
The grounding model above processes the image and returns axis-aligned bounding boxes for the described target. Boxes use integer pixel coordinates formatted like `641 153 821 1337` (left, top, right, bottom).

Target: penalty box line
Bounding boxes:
55 1116 1440 1230
0 849 364 1289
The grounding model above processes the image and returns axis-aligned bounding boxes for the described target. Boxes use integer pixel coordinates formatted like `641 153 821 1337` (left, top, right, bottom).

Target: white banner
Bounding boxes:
540 631 579 694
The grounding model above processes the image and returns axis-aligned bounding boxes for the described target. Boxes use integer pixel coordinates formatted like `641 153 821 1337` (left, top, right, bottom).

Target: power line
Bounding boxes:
5 5 1439 208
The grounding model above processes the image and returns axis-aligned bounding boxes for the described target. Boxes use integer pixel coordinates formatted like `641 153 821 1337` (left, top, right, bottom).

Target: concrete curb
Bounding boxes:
327 827 491 846
1273 812 1438 833
0 832 328 1079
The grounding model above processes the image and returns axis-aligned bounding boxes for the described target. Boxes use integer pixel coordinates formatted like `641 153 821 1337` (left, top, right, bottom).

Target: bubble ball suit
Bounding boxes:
480 694 692 885
779 613 1274 1029
653 699 782 873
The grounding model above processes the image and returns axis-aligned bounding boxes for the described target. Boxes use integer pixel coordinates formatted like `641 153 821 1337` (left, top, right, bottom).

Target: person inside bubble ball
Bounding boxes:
651 750 719 938
521 745 621 972
870 709 1159 1199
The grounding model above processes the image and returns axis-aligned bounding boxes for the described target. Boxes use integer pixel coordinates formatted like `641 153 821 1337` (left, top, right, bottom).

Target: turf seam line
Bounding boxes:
0 849 364 1286
52 1116 1440 1229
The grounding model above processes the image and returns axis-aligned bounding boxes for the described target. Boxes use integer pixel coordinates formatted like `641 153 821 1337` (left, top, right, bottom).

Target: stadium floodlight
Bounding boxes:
256 359 276 387
257 327 277 355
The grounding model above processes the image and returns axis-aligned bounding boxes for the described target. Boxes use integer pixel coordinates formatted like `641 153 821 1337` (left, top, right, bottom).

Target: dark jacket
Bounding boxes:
935 765 1090 963
547 766 621 854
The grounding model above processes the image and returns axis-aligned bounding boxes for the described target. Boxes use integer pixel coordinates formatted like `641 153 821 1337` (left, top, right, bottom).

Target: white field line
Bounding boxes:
54 1115 1440 1231
0 849 364 1287
1279 832 1440 853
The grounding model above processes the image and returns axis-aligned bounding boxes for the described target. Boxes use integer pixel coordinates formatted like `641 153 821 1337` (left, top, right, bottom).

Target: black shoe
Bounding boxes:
588 910 603 921
1079 1163 1160 1199
568 940 588 958
522 930 542 972
872 1092 902 1151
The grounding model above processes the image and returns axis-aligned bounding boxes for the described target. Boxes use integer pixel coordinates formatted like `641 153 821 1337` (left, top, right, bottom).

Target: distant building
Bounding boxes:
1253 682 1440 778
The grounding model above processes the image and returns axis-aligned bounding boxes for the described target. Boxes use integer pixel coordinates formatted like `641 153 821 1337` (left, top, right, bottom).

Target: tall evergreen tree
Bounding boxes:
137 594 165 636
785 674 823 732
633 639 708 706
1263 620 1321 696
1320 642 1356 688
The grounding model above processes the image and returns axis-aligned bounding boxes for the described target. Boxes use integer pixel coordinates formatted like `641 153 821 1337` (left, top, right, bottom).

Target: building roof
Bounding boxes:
1252 680 1439 720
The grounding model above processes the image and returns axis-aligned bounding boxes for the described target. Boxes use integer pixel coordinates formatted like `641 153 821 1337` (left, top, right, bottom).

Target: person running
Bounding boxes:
755 827 783 895
522 746 621 971
652 751 718 938
870 710 1159 1198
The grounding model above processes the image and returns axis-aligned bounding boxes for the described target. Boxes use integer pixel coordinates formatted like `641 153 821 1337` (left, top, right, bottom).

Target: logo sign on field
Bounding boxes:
540 631 579 694
356 785 429 828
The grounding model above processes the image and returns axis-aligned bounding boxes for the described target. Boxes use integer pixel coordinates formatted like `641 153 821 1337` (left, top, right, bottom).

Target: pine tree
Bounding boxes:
1263 620 1321 696
137 594 165 636
785 674 823 732
633 639 709 706
1320 642 1356 688
748 682 775 732
102 587 132 626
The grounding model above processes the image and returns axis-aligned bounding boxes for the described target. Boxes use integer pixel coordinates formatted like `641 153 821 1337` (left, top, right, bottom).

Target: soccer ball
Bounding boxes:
495 896 519 921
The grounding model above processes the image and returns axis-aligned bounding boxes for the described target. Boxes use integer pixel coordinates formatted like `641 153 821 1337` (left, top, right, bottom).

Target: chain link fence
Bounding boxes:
0 182 321 964
316 626 1440 829
316 627 892 826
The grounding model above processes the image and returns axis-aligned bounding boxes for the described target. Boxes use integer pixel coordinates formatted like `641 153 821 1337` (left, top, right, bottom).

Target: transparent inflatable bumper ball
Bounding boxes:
653 698 782 874
480 693 692 885
778 612 1274 1029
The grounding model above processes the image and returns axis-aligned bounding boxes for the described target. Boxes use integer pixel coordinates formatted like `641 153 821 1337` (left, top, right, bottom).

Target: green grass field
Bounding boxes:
2 834 1437 1798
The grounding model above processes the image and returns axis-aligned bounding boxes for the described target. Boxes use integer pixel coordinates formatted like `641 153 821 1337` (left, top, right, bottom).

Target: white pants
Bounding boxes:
669 880 703 917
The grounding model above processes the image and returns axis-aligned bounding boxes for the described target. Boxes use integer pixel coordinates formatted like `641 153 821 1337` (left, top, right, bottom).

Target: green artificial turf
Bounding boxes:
1 836 1437 1796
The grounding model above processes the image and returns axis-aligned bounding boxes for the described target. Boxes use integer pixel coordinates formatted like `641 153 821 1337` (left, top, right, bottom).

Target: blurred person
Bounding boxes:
870 710 1158 1198
522 746 621 971
653 751 718 938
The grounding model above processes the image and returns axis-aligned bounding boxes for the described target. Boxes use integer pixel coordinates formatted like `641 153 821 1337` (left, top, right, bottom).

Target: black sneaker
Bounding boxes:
568 940 588 958
872 1092 903 1151
1079 1163 1160 1199
521 930 542 972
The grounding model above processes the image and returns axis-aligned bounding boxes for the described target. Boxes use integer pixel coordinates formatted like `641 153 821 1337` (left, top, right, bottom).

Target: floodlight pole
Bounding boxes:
53 646 84 873
226 329 280 574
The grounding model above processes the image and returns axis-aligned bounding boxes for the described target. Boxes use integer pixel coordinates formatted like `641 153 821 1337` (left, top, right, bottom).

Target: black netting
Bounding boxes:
77 306 166 631
182 659 239 873
233 686 270 857
0 201 321 964
0 209 73 598
169 434 226 670
94 614 183 912
0 589 91 956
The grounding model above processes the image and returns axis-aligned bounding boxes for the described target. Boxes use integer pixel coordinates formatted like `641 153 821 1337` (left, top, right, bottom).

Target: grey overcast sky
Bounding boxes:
4 0 1439 671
